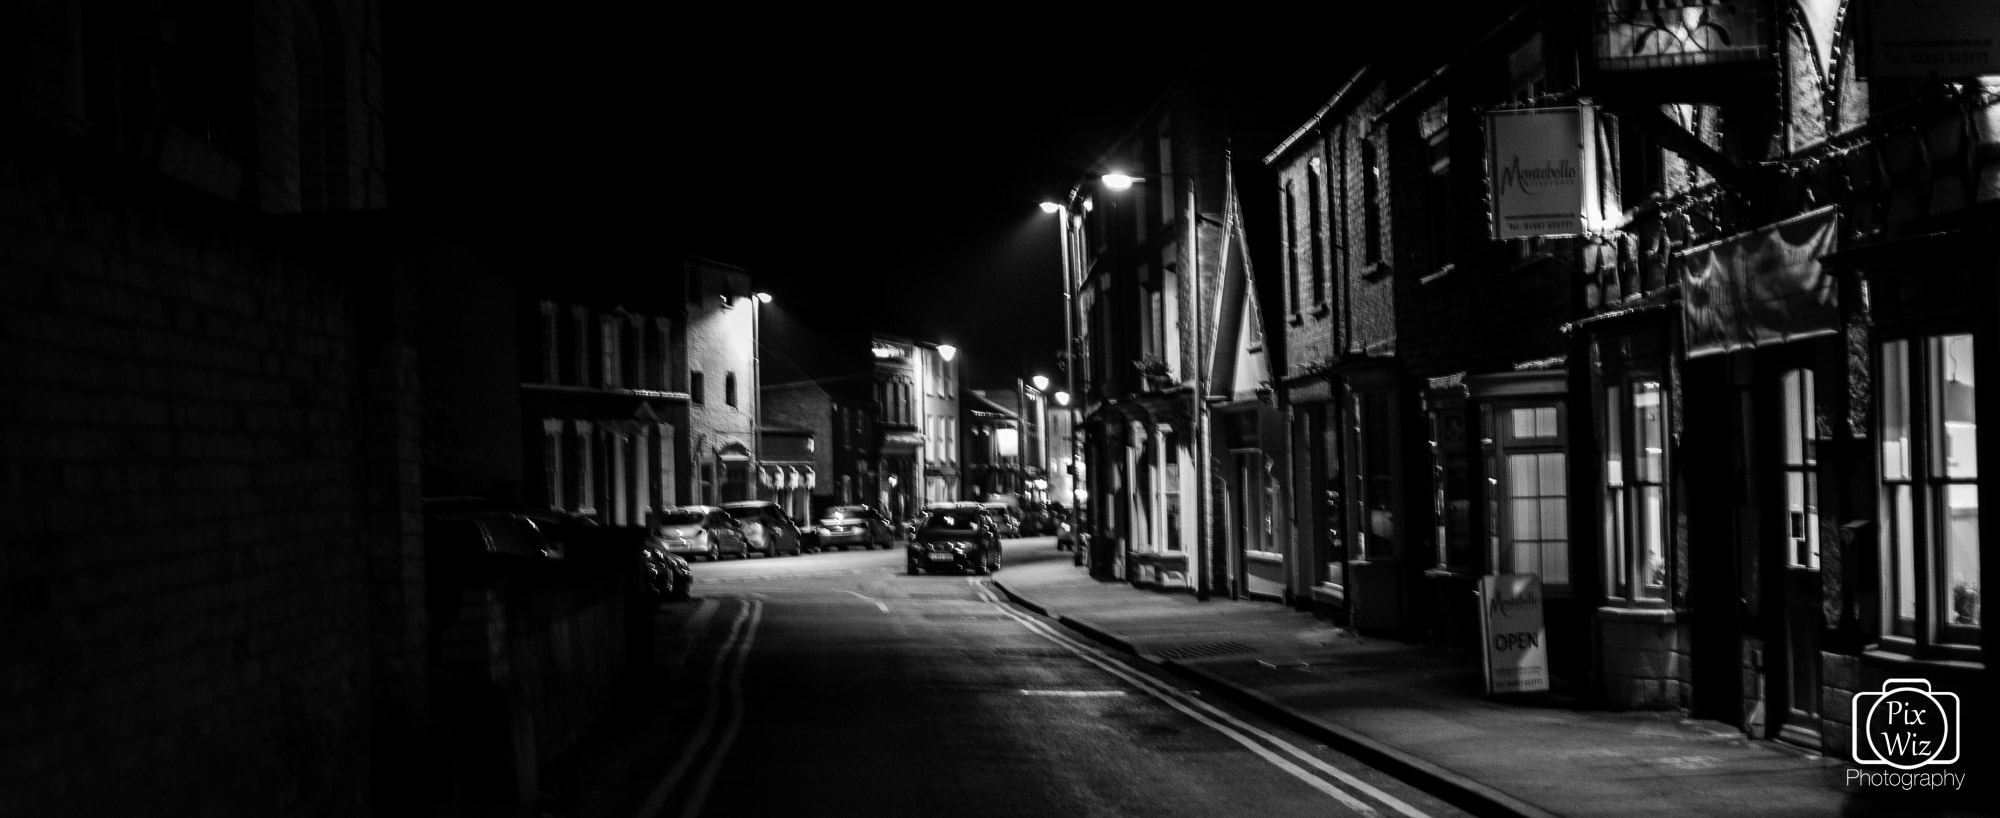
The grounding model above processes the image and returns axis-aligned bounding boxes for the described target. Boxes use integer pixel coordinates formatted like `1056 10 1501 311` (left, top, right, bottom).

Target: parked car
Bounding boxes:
647 550 694 602
810 504 894 551
906 506 1002 575
981 502 1022 538
720 501 803 557
647 506 751 561
423 498 567 565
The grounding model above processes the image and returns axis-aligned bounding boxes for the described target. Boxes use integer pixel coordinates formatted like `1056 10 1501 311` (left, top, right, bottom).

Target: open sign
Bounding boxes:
1479 574 1549 694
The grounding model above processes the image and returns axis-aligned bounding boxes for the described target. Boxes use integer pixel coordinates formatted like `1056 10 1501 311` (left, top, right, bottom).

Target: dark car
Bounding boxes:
906 506 1002 575
981 502 1023 538
810 505 894 551
647 506 751 561
720 501 802 557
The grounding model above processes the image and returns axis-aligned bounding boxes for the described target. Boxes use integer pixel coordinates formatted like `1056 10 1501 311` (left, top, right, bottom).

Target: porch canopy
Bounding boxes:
1678 206 1840 359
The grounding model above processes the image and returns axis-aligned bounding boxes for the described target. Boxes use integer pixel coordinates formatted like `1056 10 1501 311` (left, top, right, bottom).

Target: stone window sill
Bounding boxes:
1596 605 1679 624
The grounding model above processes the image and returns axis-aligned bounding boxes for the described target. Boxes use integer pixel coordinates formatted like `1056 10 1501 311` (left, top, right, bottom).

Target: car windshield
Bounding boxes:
653 510 707 526
923 510 984 530
824 506 868 519
721 506 764 519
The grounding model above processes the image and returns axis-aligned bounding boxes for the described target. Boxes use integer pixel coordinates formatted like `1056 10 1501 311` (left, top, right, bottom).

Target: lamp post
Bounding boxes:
1041 197 1087 570
1102 169 1211 600
753 291 772 500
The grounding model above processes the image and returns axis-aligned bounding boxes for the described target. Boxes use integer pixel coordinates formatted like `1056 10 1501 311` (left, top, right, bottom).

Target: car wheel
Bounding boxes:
906 563 920 576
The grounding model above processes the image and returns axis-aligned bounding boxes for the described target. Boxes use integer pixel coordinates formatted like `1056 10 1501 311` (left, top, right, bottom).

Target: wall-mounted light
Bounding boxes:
755 292 773 304
1032 375 1050 391
938 344 957 362
1054 391 1070 406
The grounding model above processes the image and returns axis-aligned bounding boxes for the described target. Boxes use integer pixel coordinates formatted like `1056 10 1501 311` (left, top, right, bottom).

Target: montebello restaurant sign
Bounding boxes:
1487 106 1601 241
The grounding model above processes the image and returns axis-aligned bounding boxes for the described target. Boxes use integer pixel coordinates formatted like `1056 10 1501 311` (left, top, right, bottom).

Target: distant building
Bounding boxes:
685 257 763 504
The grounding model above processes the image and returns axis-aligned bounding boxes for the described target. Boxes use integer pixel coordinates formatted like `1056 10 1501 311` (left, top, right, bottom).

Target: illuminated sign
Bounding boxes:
1486 107 1602 240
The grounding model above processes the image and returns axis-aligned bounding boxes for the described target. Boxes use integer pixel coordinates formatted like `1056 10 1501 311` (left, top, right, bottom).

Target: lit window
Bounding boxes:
1781 369 1820 569
1604 379 1667 602
1488 404 1569 586
1879 334 1981 651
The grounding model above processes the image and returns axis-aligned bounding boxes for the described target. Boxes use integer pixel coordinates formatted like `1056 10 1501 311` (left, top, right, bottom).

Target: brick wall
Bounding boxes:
1 133 401 816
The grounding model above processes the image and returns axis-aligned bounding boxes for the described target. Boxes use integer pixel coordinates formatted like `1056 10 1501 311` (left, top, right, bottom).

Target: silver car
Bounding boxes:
647 506 750 561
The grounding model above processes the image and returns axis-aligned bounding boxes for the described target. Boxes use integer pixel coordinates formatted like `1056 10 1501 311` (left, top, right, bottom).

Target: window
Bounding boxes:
1308 160 1326 307
543 419 565 510
1781 369 1820 569
571 306 589 386
601 316 622 388
1420 98 1454 271
1604 379 1667 603
576 421 597 515
1490 405 1569 586
725 372 738 408
540 302 560 384
1285 181 1301 313
1879 334 1981 651
1431 409 1473 573
1361 139 1383 265
691 371 705 404
1354 391 1397 561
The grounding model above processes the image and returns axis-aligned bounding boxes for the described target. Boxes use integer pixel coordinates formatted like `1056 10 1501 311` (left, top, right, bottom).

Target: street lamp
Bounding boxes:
1041 196 1085 569
1101 168 1212 600
938 344 957 362
752 291 772 494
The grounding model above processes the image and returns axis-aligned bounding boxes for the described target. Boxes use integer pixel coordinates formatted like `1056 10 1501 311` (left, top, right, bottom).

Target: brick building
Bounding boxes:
1255 0 1996 779
683 256 762 505
2 2 405 815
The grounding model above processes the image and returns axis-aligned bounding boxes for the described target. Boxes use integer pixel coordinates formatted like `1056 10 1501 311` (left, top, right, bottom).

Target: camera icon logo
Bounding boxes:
1852 678 1959 769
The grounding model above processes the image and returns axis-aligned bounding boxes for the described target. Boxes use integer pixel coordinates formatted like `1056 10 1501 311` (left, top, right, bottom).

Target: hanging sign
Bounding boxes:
1487 107 1601 240
1479 573 1550 694
1868 0 2000 78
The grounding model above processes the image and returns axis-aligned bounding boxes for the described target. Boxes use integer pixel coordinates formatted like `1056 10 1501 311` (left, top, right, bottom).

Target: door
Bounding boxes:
1768 366 1823 747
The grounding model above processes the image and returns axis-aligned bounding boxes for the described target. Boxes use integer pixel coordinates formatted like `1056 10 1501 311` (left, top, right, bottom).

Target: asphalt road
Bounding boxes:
546 537 1467 818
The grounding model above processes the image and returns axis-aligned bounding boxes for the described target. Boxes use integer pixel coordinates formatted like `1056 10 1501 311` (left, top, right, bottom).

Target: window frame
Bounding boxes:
1601 374 1671 607
1876 331 1983 657
1487 401 1571 591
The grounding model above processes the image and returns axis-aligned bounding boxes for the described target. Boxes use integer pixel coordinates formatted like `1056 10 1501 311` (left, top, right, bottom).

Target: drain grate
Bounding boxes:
1151 641 1255 660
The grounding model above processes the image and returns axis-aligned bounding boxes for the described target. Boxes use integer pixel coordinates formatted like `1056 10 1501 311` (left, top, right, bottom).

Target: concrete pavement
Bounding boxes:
990 555 1983 818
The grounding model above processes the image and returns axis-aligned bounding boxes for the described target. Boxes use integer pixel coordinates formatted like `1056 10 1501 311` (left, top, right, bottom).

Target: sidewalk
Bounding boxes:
991 558 1932 818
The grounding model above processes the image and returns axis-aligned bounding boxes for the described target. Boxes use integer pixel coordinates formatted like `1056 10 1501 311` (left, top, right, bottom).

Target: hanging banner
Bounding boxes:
1487 107 1601 240
1479 573 1549 694
1868 0 2000 78
1679 206 1840 359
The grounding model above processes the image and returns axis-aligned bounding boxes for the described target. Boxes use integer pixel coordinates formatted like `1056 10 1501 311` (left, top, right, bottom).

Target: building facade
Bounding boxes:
1066 82 1233 593
1252 0 1995 774
685 257 762 506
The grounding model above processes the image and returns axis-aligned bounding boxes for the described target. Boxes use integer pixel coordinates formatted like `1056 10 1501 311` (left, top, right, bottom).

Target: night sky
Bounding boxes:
388 7 1462 388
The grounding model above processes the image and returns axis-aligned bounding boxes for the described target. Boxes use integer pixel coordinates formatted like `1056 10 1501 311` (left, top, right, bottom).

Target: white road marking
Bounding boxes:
835 589 890 612
978 583 1434 818
640 597 764 818
1019 690 1128 697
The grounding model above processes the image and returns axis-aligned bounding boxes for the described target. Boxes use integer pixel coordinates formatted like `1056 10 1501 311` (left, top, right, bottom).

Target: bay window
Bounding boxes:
1879 334 1981 652
1604 377 1668 603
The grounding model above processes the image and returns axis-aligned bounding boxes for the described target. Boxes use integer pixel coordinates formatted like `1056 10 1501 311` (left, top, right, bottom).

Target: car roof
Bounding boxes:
663 505 720 513
719 501 775 509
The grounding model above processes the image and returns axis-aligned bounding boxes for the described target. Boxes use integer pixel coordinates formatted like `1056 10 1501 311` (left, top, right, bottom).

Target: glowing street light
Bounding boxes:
1039 201 1063 214
755 292 773 303
1031 374 1050 392
938 343 957 362
1101 172 1139 191
1054 391 1070 406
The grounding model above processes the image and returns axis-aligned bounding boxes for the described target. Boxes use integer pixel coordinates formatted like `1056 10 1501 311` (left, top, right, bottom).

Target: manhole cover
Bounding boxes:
1151 641 1255 660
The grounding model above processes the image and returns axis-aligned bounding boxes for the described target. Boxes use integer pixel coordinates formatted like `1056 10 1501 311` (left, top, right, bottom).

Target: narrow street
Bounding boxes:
545 540 1465 818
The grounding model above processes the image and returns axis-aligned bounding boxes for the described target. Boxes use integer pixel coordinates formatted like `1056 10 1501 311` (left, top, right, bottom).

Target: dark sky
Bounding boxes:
387 8 1442 388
